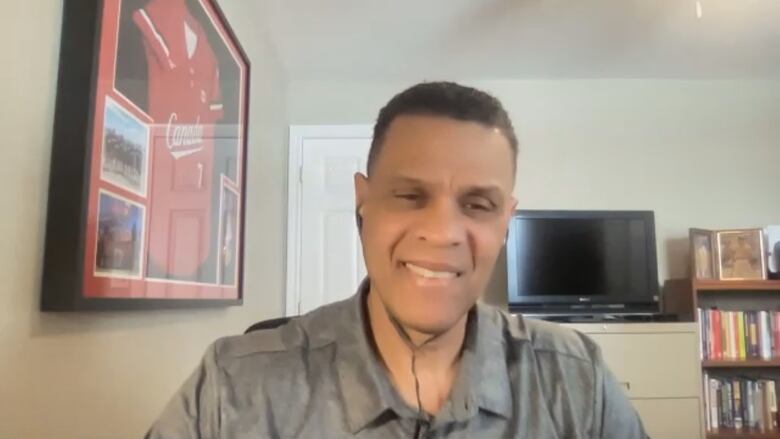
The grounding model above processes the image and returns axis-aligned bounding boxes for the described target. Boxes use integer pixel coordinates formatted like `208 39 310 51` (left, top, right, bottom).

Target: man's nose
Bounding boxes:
414 198 466 247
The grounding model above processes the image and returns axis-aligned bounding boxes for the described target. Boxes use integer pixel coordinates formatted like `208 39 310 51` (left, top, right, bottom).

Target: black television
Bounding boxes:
506 210 660 316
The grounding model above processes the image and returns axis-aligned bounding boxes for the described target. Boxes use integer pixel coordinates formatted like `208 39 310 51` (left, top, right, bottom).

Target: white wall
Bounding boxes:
288 78 780 305
0 1 288 438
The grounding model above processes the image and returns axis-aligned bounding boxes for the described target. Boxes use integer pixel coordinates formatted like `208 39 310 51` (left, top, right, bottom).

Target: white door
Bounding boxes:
286 126 372 316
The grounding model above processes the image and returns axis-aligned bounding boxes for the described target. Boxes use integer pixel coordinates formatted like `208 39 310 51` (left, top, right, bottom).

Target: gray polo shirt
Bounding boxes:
146 284 647 438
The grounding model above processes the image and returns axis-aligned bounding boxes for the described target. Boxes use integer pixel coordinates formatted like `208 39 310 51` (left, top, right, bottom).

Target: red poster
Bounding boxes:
42 0 249 310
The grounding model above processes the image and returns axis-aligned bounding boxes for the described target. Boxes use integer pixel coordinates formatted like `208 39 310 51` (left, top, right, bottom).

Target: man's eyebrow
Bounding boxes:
463 185 503 197
386 176 426 186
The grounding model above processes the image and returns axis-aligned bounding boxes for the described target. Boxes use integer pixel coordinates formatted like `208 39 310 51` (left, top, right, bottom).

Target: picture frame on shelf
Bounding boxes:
716 229 767 282
41 0 250 311
690 228 719 280
766 226 780 280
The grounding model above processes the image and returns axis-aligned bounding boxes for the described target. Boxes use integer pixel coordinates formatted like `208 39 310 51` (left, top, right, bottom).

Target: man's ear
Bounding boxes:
506 196 518 219
502 196 518 243
354 172 369 232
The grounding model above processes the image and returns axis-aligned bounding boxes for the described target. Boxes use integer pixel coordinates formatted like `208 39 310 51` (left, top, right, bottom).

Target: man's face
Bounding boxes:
355 114 517 335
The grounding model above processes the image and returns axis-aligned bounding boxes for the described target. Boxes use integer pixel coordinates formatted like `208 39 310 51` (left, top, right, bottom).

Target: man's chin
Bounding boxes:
395 314 462 340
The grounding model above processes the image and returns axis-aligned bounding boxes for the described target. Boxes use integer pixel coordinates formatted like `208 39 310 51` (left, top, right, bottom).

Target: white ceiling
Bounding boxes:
258 0 780 80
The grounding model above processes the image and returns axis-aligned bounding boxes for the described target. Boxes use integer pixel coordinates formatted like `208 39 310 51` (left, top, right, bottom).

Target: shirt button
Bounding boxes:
189 67 195 75
190 80 195 88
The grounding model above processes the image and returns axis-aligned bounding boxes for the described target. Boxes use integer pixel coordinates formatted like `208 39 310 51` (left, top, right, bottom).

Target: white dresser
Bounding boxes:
562 322 702 439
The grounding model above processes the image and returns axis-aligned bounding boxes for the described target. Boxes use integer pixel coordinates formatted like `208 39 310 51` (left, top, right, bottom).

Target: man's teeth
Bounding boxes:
404 263 458 279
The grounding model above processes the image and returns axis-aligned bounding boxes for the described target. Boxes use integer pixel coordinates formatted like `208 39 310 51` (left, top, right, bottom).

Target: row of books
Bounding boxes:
697 308 780 361
704 374 779 432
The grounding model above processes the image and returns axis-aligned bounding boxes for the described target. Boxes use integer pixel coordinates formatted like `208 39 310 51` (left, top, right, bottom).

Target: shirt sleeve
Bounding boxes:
145 342 222 439
132 8 176 71
596 357 649 439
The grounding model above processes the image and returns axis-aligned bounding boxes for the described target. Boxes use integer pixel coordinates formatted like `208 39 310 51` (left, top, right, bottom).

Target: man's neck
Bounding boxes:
366 287 468 414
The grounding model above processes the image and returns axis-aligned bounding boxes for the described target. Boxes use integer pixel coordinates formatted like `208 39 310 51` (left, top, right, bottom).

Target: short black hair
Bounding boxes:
368 81 518 176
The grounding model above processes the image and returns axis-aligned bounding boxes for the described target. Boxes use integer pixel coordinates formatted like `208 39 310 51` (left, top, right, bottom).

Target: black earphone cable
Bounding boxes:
387 312 447 438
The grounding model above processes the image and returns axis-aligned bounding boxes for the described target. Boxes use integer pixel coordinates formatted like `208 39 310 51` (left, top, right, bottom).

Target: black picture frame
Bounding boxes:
41 0 250 311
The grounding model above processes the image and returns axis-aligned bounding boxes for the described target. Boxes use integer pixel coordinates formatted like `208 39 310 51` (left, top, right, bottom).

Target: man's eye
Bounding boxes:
395 193 421 201
465 202 490 211
464 198 496 212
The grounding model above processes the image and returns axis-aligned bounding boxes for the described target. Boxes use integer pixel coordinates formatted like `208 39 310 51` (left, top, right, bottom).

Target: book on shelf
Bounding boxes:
704 373 779 432
697 308 780 361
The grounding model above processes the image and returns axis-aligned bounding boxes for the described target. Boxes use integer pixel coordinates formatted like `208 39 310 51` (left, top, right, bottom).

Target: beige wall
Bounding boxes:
0 2 288 438
288 78 780 305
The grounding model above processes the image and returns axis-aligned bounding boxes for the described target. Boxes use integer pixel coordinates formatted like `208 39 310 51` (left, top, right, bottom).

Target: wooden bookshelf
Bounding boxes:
707 430 780 439
663 277 780 438
664 279 780 322
703 359 780 368
695 280 780 292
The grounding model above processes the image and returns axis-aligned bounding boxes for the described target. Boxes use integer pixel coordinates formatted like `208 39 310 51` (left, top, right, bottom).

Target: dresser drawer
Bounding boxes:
632 398 703 439
585 332 699 398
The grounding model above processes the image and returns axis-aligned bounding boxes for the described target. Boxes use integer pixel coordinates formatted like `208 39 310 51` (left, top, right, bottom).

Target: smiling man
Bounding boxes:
146 82 647 438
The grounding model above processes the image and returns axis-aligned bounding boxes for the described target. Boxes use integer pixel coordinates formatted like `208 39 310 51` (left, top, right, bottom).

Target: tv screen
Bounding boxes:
506 210 659 313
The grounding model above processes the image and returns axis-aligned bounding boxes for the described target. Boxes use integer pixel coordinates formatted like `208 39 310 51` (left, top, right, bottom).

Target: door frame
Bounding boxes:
286 125 373 316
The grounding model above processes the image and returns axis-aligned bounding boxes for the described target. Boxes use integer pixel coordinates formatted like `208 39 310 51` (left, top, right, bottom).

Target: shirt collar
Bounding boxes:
466 303 514 419
335 279 514 433
335 280 405 433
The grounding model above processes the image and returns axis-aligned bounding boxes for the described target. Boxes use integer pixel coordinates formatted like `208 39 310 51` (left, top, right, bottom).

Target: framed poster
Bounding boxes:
715 229 767 281
41 0 249 310
689 228 718 280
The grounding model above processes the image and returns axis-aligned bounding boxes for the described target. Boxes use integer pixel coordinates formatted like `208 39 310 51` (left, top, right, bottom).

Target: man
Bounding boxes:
146 82 647 438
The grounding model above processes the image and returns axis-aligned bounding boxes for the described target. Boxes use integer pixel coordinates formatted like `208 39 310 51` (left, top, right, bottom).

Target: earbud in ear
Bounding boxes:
355 208 363 232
